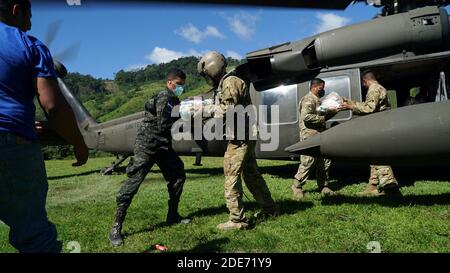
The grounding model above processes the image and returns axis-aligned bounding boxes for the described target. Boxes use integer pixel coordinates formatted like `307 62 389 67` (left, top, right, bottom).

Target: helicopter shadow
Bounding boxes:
321 192 450 207
258 163 300 179
321 164 450 192
393 165 450 187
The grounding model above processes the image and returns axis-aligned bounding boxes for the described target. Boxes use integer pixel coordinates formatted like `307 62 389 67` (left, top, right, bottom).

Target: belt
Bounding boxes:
0 132 35 145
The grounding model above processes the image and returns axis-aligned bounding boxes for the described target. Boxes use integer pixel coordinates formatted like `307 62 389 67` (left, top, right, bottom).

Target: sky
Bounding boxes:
29 1 381 79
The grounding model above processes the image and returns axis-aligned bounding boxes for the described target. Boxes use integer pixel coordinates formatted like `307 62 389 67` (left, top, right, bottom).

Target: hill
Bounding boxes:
37 56 243 122
36 56 242 158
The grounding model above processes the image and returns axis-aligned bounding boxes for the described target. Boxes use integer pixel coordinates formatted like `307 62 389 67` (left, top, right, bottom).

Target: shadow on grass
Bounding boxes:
258 164 299 179
324 164 450 191
47 169 103 180
321 192 450 207
123 222 169 238
169 238 231 253
126 199 313 239
186 199 314 219
182 163 300 178
184 167 223 176
47 159 449 192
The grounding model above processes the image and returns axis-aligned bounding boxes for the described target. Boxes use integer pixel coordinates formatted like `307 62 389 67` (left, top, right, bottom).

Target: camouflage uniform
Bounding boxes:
348 81 398 189
216 75 277 223
116 89 185 220
294 92 331 189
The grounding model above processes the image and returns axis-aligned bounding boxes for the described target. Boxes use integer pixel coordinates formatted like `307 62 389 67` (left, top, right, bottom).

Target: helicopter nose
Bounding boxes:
285 135 322 157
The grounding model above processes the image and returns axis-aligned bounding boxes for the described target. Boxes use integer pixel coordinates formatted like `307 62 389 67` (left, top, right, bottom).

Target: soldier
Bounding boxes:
341 70 401 196
109 68 189 246
292 78 337 200
198 51 279 231
0 0 89 252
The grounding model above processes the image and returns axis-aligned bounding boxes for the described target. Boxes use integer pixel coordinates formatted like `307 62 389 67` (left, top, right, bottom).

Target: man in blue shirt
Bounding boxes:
0 0 89 252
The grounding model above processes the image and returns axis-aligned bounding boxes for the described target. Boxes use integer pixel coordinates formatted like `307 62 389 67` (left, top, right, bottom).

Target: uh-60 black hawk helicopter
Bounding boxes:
41 0 450 174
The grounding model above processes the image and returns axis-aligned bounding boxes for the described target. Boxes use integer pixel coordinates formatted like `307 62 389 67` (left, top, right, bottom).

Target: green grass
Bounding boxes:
1 156 449 253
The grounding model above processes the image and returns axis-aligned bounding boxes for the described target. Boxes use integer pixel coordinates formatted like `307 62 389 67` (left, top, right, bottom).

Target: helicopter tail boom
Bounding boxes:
57 78 98 132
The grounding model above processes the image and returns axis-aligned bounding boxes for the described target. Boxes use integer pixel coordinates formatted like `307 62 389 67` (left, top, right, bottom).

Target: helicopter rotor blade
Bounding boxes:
44 20 62 47
70 0 355 9
53 42 81 63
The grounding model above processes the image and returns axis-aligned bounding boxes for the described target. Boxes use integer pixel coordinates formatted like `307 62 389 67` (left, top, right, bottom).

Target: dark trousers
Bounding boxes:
0 132 61 253
116 146 186 209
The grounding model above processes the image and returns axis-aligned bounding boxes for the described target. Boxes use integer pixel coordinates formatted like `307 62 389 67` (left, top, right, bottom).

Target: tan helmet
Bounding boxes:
197 51 227 86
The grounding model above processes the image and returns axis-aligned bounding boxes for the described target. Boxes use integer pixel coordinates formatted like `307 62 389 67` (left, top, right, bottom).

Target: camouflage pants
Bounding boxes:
116 144 186 209
368 165 398 189
294 155 331 189
223 140 277 223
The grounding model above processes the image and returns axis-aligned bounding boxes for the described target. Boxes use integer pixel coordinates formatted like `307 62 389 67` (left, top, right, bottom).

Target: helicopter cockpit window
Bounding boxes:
260 84 298 125
321 75 352 121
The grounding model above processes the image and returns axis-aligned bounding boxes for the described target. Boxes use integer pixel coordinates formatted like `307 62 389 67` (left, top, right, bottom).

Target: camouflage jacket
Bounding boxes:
215 75 255 140
217 75 252 112
136 88 180 148
350 81 390 115
299 92 326 140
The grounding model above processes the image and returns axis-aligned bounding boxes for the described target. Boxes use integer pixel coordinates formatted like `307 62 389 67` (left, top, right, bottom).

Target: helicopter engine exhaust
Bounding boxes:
247 6 450 90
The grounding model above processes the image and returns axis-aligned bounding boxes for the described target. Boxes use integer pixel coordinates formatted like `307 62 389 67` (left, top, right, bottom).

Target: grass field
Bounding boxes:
0 156 449 253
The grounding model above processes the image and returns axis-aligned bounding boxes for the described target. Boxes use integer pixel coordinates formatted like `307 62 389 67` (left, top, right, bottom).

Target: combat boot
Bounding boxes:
357 184 381 196
291 184 304 200
268 204 280 217
166 200 191 225
254 204 280 221
382 183 403 197
108 205 127 247
217 221 249 231
320 186 335 196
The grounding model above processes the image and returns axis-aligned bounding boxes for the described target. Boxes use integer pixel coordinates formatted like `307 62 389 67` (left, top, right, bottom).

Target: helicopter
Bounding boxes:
39 0 450 174
241 0 450 165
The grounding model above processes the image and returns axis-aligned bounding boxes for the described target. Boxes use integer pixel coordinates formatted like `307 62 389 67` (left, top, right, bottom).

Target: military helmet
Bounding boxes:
197 51 227 86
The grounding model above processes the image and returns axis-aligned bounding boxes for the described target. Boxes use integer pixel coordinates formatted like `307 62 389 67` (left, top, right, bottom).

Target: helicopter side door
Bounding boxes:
252 68 361 159
250 82 299 159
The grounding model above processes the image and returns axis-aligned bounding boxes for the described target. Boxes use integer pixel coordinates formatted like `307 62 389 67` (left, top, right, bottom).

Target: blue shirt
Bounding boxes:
0 21 56 141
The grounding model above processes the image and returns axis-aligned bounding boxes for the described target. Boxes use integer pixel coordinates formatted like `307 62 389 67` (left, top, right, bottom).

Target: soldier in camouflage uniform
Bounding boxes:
198 51 279 230
341 70 401 196
292 78 337 200
109 69 189 246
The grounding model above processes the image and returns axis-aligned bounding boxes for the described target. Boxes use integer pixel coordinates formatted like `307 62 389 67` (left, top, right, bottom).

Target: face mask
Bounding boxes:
173 84 184 97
